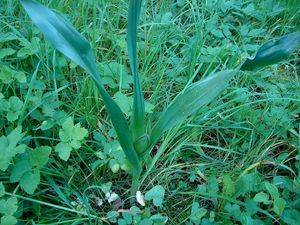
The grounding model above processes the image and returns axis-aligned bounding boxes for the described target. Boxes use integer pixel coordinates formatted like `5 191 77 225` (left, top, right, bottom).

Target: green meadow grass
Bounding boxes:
0 0 300 224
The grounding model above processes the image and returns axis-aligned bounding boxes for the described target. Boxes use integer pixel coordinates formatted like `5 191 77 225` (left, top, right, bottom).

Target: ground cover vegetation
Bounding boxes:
0 0 300 224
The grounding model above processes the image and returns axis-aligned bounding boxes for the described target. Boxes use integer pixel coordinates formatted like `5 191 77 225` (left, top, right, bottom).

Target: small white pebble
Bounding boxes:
136 191 145 206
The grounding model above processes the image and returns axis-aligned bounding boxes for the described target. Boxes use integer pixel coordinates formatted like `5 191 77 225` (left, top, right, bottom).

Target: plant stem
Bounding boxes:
130 173 140 206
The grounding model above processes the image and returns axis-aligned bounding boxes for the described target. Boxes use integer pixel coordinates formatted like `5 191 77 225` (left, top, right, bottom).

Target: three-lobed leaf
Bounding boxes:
10 146 51 194
55 117 88 161
144 185 165 207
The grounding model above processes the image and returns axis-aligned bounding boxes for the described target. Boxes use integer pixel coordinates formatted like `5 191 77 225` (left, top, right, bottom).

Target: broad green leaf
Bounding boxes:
10 160 41 194
0 182 5 197
8 97 23 112
55 142 72 161
114 92 131 116
127 0 145 142
0 126 27 171
30 146 51 169
109 159 120 173
0 48 15 59
72 123 88 141
59 117 88 143
224 203 241 220
20 0 98 78
235 172 261 197
0 197 18 216
1 215 18 225
19 169 40 195
100 182 112 194
107 211 119 223
282 209 300 225
150 70 237 148
223 174 235 197
190 202 207 222
265 182 279 199
273 198 286 216
241 31 300 71
150 214 167 224
56 118 87 159
70 140 81 149
21 0 141 175
59 117 73 142
253 192 270 204
144 185 165 207
208 176 219 208
7 97 23 122
10 159 31 183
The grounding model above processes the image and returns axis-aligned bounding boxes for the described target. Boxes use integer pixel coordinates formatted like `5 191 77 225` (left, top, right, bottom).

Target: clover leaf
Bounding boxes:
55 117 88 161
144 185 165 207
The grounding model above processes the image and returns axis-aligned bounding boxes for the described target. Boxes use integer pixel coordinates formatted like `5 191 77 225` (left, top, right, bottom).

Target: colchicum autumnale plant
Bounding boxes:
20 0 300 200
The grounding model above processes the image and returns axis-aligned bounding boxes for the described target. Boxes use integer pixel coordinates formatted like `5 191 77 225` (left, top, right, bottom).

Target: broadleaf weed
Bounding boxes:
0 0 299 223
20 0 300 201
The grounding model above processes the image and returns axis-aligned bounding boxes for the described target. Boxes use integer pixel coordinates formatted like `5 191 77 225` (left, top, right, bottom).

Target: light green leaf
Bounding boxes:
208 176 218 207
1 215 18 225
59 117 73 142
282 209 300 225
150 213 167 224
55 142 72 161
6 112 19 122
70 140 81 149
190 202 207 222
223 174 235 197
114 92 131 116
72 123 88 141
30 146 51 169
109 159 120 173
274 198 286 216
0 126 26 171
0 197 18 216
265 182 279 200
241 32 300 71
14 71 26 83
145 101 155 114
100 182 112 194
150 70 237 148
253 192 270 204
21 0 141 175
144 185 165 207
127 0 145 142
107 211 119 223
161 12 172 23
8 96 23 112
0 182 5 198
10 159 31 183
20 169 40 194
0 48 15 59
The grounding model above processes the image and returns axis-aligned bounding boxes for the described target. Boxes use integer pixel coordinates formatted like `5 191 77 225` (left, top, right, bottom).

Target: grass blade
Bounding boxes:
127 0 146 146
150 70 237 148
241 31 300 71
21 0 141 175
